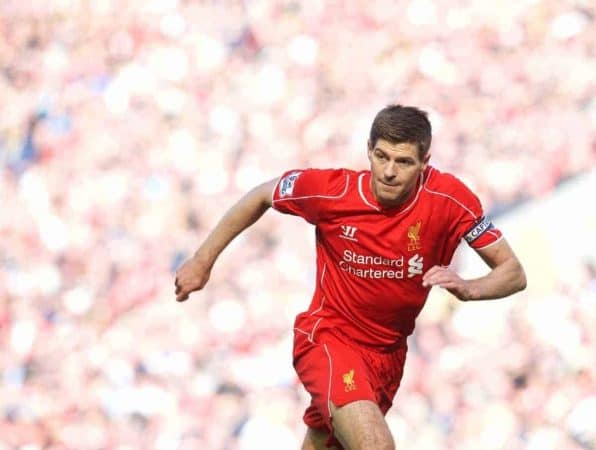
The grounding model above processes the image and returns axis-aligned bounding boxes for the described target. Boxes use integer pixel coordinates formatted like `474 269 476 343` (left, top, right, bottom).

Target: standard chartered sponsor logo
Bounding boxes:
407 254 424 278
339 250 425 280
339 249 405 279
342 250 404 266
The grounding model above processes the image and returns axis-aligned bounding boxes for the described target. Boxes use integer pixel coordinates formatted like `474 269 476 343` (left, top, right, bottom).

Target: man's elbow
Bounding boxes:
514 261 527 293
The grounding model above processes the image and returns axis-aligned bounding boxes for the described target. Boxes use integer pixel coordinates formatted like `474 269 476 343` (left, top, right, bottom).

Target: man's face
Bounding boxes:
367 139 429 207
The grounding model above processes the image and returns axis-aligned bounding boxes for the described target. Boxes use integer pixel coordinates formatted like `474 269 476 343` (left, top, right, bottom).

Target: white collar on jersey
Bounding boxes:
357 169 427 214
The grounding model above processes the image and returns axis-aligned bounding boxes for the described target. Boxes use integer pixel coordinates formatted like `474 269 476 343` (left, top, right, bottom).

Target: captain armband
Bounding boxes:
463 216 495 243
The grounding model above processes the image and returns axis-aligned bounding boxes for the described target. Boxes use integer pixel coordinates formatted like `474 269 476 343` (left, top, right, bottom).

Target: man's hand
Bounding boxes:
173 179 277 303
422 265 473 301
175 256 212 302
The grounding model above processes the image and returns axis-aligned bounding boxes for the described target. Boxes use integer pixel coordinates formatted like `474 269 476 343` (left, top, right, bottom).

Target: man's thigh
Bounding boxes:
330 400 394 450
301 427 340 450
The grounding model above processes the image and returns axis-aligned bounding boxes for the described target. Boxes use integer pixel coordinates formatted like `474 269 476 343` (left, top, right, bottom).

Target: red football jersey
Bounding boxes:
272 166 502 350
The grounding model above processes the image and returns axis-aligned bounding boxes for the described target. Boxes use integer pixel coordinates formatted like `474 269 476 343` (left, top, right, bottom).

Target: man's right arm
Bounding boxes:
175 178 278 302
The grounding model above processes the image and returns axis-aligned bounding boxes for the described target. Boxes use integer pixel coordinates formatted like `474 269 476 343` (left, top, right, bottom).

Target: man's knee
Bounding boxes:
331 400 395 450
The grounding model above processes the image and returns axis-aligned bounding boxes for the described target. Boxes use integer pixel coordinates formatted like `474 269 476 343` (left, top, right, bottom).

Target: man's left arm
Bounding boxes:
422 239 527 301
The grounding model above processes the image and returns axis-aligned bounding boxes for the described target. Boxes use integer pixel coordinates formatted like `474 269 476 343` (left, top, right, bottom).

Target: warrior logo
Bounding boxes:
339 225 358 242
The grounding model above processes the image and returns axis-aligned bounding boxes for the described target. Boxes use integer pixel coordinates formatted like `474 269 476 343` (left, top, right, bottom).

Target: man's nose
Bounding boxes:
384 162 397 179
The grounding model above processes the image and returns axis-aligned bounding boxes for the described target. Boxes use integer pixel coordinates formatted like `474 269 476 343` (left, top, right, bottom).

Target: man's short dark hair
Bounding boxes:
369 105 432 158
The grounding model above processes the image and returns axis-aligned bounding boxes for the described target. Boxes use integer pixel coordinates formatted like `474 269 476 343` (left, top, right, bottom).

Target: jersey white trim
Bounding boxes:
294 327 311 339
310 264 327 316
272 174 350 205
474 234 504 250
422 185 478 220
324 343 333 419
294 317 325 344
320 263 326 287
310 296 326 315
358 173 380 211
487 230 500 239
310 318 323 342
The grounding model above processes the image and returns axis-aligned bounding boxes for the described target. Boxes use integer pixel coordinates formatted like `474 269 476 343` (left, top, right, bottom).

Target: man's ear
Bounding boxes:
367 140 373 161
422 152 431 170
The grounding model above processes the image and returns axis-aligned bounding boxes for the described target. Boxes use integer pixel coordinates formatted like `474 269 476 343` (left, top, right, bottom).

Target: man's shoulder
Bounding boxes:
300 167 360 178
424 166 476 197
295 167 361 191
276 167 359 200
423 166 483 218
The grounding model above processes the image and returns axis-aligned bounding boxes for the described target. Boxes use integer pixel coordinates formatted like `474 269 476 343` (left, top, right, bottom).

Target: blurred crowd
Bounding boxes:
1 0 595 449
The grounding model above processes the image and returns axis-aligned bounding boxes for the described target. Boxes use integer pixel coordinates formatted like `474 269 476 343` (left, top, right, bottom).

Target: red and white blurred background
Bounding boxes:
1 0 594 449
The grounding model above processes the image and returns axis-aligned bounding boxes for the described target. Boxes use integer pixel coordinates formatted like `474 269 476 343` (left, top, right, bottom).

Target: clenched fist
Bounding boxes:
175 255 213 302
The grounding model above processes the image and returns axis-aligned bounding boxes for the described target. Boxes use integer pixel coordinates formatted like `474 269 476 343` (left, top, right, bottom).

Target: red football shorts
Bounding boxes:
293 326 407 449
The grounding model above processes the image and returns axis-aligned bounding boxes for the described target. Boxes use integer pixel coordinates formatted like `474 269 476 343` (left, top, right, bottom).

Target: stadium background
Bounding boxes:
1 0 594 448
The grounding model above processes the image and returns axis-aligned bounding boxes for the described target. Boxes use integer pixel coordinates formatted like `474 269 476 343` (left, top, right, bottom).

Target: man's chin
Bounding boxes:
377 193 403 207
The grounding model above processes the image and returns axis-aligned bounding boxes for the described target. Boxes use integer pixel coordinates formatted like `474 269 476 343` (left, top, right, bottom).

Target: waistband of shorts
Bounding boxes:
328 326 408 354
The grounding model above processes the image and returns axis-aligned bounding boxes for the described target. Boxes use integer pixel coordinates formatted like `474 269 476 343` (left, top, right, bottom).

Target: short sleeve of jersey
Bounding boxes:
445 175 503 249
271 168 349 224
